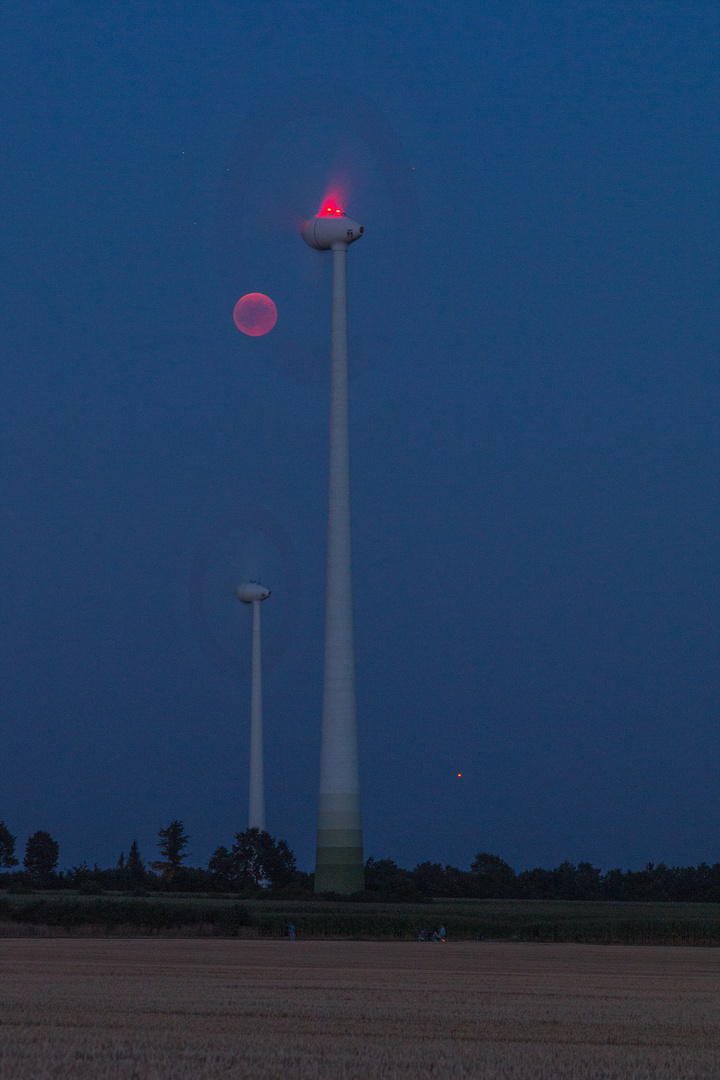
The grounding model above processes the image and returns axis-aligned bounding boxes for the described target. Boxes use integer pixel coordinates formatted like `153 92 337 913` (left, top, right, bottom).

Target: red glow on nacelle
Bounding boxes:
233 293 277 337
318 189 346 217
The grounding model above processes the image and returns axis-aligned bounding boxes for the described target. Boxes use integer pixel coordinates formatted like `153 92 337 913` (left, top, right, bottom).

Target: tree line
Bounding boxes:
2 820 720 902
0 820 299 894
366 855 720 903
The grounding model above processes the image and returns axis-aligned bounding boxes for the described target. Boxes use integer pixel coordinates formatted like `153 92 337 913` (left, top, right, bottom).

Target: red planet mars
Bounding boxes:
233 293 277 336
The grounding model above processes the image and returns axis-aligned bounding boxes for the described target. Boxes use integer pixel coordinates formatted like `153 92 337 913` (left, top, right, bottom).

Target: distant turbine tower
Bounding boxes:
236 580 271 831
302 203 365 894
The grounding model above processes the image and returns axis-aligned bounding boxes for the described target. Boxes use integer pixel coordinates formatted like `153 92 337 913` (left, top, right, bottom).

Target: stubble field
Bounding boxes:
0 939 718 1079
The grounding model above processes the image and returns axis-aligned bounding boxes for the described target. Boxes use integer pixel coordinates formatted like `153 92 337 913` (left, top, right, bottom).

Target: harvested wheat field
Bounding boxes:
0 940 718 1079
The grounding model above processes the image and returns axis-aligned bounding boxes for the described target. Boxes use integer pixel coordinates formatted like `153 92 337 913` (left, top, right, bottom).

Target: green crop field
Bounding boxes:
3 892 720 943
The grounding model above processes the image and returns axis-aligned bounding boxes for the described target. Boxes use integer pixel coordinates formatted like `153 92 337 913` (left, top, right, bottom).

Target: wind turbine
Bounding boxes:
236 580 271 831
302 201 365 894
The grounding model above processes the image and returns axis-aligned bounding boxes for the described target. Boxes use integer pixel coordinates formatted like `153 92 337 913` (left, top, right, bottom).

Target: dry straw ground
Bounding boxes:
0 939 718 1079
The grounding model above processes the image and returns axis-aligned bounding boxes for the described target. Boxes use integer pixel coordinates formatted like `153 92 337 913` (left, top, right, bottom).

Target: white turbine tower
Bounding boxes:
236 580 271 831
302 204 365 894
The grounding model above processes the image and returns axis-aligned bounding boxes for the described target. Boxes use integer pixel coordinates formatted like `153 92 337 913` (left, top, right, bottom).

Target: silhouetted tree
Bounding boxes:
66 861 104 893
261 835 297 889
231 829 265 887
125 840 146 885
410 861 447 897
0 822 18 869
516 866 556 898
364 857 423 900
575 861 603 900
151 821 189 880
470 852 517 898
208 829 297 891
23 831 59 879
514 861 604 900
233 828 296 888
207 845 235 889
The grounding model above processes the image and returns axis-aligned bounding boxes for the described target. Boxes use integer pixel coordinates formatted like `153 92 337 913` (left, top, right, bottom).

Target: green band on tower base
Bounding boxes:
315 828 364 894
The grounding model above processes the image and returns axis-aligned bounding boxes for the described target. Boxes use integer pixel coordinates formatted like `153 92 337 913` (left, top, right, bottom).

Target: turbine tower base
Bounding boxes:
315 792 364 894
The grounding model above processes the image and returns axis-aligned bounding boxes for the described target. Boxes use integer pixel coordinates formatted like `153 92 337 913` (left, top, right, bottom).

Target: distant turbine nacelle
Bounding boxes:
302 214 364 251
236 581 271 604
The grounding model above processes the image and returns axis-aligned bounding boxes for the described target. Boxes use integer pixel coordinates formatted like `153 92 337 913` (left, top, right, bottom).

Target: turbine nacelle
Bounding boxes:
236 581 271 604
302 214 364 251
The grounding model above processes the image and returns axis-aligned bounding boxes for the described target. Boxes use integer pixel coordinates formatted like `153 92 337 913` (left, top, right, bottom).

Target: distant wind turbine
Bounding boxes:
236 580 271 831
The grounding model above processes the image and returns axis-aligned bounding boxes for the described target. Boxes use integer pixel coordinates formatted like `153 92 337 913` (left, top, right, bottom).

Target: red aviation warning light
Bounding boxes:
318 190 346 217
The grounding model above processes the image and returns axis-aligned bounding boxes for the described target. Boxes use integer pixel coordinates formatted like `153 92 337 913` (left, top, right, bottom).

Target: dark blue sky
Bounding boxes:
1 1 719 874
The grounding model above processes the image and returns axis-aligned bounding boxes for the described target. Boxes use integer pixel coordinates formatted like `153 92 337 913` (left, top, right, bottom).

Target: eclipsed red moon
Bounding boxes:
233 293 277 336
